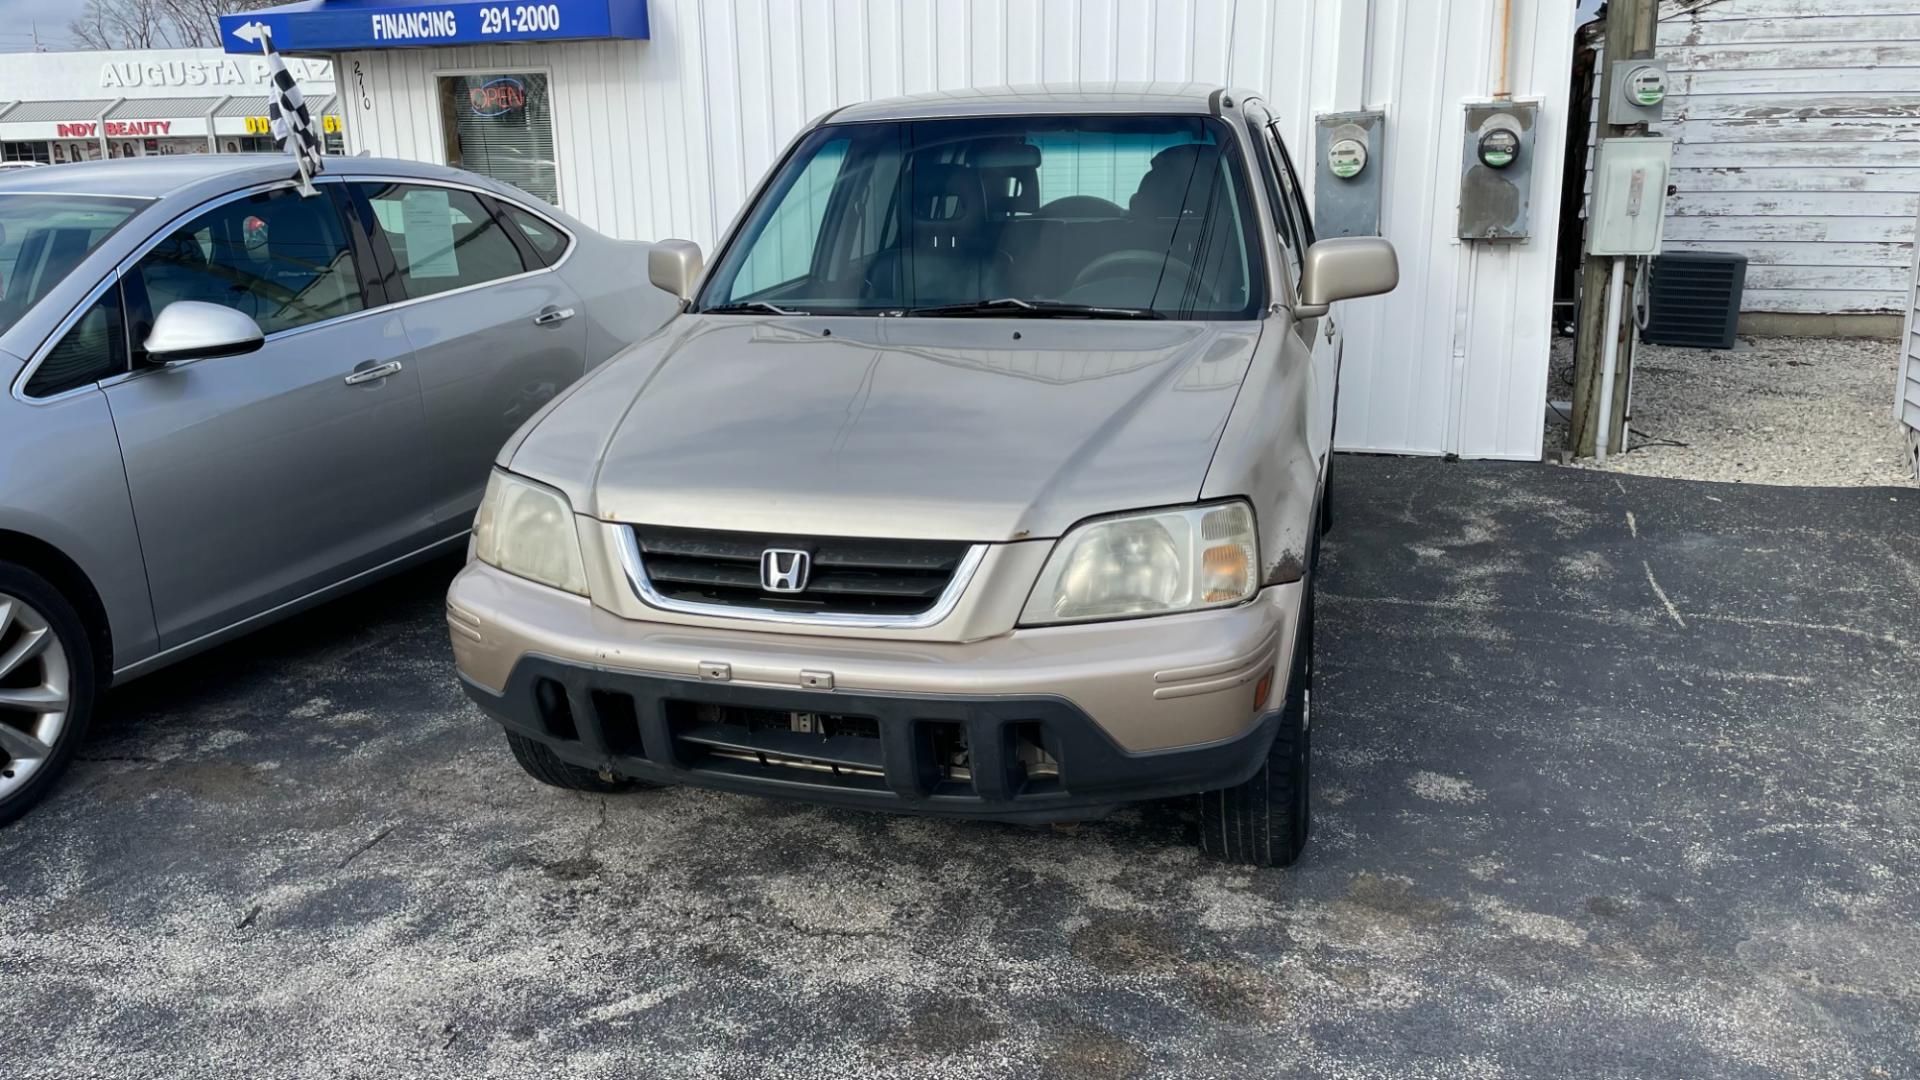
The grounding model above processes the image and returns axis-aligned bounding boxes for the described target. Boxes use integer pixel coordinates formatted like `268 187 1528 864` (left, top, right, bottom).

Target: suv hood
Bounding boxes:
510 315 1261 541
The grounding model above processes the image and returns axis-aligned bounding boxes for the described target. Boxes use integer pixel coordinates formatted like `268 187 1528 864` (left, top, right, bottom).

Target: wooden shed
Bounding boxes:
1658 0 1920 336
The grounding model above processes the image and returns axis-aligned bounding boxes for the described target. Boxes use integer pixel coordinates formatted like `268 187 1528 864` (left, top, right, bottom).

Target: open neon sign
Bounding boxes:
468 77 527 117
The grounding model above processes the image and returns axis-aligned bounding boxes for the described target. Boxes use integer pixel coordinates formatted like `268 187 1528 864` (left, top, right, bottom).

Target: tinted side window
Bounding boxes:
500 204 570 267
133 188 363 338
1270 128 1317 248
1248 123 1306 282
24 283 125 397
363 184 529 298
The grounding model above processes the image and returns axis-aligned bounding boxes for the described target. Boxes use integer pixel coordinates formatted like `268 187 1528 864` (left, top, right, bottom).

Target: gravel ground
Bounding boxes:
1548 335 1917 487
4 457 1919 1078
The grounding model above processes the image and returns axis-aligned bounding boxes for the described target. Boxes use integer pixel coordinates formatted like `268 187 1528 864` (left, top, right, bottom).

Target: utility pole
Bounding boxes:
1569 0 1660 457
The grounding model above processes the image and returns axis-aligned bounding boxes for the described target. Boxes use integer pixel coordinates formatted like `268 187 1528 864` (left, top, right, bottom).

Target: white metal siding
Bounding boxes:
336 0 1575 460
1659 0 1920 314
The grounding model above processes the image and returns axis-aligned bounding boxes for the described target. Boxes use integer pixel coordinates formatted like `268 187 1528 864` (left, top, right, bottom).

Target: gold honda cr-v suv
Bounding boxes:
447 85 1396 866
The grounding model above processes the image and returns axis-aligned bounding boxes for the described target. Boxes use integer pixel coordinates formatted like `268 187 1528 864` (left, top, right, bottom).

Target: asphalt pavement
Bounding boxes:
4 456 1917 1079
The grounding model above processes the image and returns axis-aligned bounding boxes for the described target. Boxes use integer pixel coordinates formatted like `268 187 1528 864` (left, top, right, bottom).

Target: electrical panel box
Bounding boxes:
1587 137 1674 257
1457 101 1538 241
1608 59 1669 127
1314 110 1386 238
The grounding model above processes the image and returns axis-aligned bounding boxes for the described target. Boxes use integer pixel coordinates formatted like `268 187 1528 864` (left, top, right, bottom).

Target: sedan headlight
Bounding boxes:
472 470 589 596
1020 501 1259 625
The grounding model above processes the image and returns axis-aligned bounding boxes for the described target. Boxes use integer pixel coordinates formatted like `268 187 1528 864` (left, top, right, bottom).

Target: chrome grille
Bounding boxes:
629 525 978 619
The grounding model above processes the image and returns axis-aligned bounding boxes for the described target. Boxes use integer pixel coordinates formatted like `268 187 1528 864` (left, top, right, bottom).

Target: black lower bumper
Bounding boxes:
462 655 1280 824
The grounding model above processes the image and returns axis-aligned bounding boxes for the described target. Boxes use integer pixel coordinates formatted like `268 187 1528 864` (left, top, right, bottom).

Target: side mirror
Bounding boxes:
647 239 704 305
1294 238 1399 320
143 301 264 364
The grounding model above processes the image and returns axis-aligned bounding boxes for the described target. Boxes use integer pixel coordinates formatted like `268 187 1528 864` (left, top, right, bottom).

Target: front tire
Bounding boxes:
0 563 98 828
505 731 643 793
1197 578 1312 867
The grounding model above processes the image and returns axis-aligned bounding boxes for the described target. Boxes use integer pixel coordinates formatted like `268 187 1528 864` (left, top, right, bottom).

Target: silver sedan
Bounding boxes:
0 155 675 824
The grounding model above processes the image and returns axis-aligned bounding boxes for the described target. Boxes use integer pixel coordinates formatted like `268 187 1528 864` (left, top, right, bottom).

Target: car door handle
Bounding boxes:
343 359 403 385
533 306 576 326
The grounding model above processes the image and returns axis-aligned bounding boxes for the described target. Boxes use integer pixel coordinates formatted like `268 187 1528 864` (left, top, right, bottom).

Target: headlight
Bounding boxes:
472 470 589 596
1020 501 1258 625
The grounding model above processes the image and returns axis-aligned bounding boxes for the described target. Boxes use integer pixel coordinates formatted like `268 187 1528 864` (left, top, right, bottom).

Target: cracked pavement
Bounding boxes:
3 457 1918 1078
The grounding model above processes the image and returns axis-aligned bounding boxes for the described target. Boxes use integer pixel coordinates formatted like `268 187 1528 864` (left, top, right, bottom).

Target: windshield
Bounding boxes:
697 114 1266 319
0 194 145 339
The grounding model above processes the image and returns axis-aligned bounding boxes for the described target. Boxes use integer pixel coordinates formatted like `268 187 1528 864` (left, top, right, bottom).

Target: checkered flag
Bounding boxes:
258 28 323 194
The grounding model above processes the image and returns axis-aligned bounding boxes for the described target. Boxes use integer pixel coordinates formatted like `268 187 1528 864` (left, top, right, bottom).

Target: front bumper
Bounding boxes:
448 560 1302 820
462 657 1283 822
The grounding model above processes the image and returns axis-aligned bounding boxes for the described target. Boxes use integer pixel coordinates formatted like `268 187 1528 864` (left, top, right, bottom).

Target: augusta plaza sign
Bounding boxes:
97 54 333 91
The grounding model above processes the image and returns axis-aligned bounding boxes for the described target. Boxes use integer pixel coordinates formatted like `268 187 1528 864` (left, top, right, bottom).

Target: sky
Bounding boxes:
0 0 82 51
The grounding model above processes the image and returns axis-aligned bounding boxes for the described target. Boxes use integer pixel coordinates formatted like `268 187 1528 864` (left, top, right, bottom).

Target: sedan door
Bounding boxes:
104 182 433 649
352 181 587 533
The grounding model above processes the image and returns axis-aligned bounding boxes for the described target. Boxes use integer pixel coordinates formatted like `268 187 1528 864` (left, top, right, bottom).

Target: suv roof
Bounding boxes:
828 82 1247 123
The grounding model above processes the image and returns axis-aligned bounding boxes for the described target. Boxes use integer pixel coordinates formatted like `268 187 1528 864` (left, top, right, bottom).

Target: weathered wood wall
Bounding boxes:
1660 0 1920 314
1900 205 1920 456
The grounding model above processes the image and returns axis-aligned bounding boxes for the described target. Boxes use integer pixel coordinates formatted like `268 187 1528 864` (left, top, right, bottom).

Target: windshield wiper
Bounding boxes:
701 300 814 316
904 298 1164 320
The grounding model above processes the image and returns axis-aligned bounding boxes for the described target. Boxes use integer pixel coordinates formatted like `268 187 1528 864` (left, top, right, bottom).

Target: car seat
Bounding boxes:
864 162 1012 307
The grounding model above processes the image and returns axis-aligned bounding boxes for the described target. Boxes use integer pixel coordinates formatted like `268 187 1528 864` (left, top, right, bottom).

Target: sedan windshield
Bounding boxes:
697 114 1265 319
0 194 145 338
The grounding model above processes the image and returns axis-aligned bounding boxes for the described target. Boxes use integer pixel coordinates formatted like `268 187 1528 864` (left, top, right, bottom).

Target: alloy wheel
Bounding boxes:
0 592 72 803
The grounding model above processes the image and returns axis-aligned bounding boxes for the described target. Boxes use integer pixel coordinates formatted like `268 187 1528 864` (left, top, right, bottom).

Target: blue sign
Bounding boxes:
219 0 648 54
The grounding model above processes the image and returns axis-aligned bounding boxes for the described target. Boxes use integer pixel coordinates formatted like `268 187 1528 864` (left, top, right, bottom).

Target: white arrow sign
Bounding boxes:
231 21 270 46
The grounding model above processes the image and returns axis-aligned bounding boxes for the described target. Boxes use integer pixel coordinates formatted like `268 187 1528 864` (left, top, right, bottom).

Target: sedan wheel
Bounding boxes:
0 593 73 802
0 564 95 827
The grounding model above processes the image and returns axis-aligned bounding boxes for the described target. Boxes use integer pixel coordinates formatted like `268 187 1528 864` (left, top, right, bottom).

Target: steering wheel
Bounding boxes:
1071 249 1200 293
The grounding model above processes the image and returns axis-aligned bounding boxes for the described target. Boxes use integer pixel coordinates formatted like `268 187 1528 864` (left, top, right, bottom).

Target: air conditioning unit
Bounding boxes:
1641 252 1747 350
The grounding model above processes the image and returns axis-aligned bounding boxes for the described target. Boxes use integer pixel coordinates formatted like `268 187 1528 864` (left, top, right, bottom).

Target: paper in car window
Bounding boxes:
401 188 460 278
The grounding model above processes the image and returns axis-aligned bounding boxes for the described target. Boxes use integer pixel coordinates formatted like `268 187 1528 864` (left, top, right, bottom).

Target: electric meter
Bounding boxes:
1608 58 1669 126
1458 102 1537 240
1328 137 1368 180
1314 110 1386 238
1628 65 1667 107
1478 128 1520 169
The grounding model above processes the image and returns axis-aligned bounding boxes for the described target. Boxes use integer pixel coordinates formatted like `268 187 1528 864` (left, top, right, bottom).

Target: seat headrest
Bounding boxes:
1129 142 1225 218
910 163 988 225
970 140 1041 168
150 230 208 267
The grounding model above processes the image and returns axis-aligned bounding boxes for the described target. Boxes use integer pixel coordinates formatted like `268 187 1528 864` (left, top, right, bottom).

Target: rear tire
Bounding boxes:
505 731 643 793
1197 576 1312 868
0 563 98 828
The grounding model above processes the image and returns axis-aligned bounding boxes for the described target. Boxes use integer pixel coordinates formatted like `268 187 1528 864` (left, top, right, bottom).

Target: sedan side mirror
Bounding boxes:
1294 238 1399 320
647 239 704 305
143 301 264 364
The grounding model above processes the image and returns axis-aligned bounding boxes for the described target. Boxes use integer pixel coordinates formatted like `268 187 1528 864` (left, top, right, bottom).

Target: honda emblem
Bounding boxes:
760 548 811 593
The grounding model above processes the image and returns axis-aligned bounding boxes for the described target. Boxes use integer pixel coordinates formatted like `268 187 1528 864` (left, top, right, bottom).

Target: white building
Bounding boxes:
222 0 1576 460
1657 0 1920 336
0 48 338 163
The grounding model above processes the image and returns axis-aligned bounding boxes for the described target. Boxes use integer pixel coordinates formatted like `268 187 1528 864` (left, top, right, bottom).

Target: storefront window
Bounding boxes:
3 142 51 164
437 73 558 206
